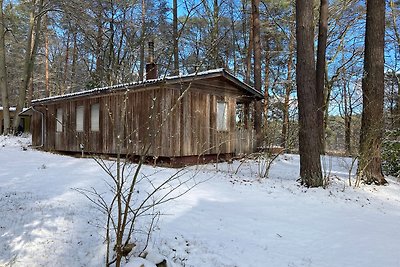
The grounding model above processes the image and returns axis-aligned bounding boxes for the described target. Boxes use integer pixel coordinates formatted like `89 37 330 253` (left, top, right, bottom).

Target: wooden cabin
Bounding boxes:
0 107 31 134
30 68 263 165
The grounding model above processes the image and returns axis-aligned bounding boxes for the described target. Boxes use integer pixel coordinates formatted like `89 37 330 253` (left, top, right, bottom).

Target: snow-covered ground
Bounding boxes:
1 135 399 267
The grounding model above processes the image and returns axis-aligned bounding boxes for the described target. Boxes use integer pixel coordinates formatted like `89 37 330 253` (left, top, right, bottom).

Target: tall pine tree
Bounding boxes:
357 0 387 185
296 0 323 187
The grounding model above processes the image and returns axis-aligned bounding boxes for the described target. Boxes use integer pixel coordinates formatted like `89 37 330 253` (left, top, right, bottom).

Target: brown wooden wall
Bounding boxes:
32 77 256 158
1 110 31 133
31 109 43 146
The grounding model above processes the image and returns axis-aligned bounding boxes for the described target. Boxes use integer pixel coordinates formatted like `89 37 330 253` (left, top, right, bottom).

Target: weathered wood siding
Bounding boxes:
1 110 31 133
235 129 256 155
178 91 236 156
171 77 244 156
31 76 255 158
31 111 42 146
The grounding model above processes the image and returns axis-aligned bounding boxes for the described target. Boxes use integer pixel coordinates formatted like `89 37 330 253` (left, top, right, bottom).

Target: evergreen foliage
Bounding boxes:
382 129 400 178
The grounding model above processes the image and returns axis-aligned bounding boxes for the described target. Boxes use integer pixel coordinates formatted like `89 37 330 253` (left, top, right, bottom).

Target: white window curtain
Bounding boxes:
217 102 228 131
76 106 84 132
91 104 100 132
56 108 63 132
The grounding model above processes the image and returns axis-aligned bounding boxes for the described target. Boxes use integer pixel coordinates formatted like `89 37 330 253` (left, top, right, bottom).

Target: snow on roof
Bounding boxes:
0 107 15 111
32 68 262 104
0 107 30 112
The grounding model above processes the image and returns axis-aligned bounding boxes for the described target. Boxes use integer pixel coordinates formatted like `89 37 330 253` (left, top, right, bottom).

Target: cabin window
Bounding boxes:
217 101 228 131
76 106 84 132
91 103 100 132
56 108 63 132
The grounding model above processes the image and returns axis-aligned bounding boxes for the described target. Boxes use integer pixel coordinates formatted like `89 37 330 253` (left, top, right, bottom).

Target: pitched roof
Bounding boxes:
32 68 263 104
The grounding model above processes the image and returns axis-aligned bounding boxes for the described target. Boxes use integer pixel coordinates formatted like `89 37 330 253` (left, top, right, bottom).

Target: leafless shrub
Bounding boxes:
74 152 205 267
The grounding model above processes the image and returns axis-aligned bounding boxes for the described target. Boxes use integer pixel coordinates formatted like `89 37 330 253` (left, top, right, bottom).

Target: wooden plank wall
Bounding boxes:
235 129 256 155
177 78 239 156
31 110 43 146
33 87 180 156
0 111 3 133
32 77 256 158
125 87 182 157
0 110 29 133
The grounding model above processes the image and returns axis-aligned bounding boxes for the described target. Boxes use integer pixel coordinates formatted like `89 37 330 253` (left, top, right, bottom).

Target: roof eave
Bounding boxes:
221 69 264 99
164 69 263 99
31 68 263 104
32 80 166 105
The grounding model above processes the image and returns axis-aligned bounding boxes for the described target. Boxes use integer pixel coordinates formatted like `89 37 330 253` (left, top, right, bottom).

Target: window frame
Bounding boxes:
76 105 84 132
216 101 228 131
90 103 100 132
56 108 63 132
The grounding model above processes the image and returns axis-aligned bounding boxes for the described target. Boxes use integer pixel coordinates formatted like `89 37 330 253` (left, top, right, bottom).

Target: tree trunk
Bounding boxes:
388 0 400 128
211 0 220 68
44 15 50 97
343 76 351 155
13 0 44 133
0 0 10 135
231 5 238 75
316 0 328 154
95 2 104 86
396 76 400 129
139 0 145 81
27 71 34 105
252 0 262 148
323 71 333 147
357 0 387 185
296 0 323 187
172 0 179 75
263 35 270 127
389 0 400 54
245 4 253 84
71 32 78 91
63 30 70 94
107 7 115 85
281 35 294 150
344 114 351 155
